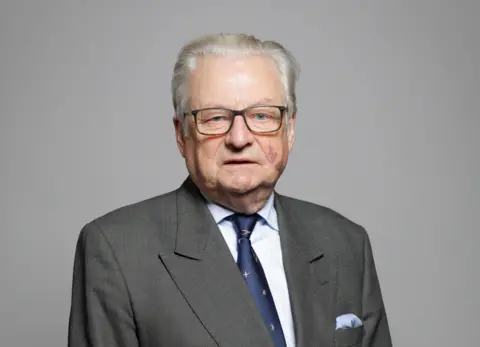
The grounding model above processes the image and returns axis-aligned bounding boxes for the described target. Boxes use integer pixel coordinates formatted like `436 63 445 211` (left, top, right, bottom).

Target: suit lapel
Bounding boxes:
275 194 338 347
158 178 274 347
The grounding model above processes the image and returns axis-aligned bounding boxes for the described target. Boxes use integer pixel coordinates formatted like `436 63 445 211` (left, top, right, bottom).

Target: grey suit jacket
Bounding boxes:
68 177 392 347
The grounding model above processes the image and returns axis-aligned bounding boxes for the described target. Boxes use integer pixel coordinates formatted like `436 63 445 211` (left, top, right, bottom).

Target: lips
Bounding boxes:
224 159 256 165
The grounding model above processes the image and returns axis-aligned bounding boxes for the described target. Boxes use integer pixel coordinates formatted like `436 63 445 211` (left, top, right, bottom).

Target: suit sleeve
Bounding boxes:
361 231 393 347
68 222 139 347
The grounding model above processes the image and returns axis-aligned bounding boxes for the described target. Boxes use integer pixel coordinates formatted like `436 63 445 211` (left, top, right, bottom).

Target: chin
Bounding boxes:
219 174 259 194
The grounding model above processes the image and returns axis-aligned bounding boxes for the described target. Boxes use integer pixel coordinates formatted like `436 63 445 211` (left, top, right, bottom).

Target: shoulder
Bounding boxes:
277 193 363 228
93 189 176 227
78 188 179 251
276 193 368 242
276 193 373 269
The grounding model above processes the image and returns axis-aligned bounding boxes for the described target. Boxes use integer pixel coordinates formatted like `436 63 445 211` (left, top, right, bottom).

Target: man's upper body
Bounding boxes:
68 33 392 347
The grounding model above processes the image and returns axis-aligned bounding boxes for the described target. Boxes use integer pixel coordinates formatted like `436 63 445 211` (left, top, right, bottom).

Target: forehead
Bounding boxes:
188 55 284 109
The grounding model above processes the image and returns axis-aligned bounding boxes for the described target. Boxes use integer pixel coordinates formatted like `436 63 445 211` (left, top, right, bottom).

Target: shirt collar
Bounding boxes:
205 193 278 231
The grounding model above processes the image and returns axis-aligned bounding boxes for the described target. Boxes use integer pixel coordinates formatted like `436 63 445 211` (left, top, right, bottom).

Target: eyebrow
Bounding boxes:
198 98 278 109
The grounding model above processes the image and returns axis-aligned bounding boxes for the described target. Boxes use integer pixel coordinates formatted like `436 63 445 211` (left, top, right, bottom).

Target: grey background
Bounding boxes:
1 0 478 346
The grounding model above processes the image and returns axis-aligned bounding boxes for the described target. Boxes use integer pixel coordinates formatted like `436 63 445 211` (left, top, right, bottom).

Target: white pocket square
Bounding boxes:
335 313 363 330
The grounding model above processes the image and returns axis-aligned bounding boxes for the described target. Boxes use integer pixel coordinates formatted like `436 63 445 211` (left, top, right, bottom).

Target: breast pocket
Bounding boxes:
334 326 363 347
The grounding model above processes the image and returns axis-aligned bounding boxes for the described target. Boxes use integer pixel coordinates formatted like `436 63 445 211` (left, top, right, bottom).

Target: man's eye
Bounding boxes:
206 116 227 122
254 113 269 120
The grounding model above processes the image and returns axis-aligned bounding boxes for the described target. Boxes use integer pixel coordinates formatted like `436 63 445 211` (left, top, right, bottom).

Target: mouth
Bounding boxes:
224 159 257 165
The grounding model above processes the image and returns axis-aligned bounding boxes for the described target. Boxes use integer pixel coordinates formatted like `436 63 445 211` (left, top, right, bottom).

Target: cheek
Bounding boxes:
262 140 289 172
201 140 221 161
265 143 278 164
187 138 222 164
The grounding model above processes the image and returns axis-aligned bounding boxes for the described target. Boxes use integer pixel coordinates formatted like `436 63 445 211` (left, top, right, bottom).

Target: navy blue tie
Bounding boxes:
231 214 287 347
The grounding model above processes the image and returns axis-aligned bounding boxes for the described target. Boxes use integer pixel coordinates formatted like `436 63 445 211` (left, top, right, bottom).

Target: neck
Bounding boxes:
203 186 273 215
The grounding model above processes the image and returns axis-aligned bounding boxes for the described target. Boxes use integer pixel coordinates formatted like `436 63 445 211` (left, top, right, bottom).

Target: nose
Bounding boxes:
224 115 254 149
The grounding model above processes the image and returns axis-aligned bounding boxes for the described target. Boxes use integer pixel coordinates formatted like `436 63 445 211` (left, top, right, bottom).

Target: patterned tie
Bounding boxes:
231 213 287 347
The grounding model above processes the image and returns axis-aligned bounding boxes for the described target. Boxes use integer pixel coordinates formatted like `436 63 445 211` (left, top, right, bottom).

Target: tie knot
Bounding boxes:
231 213 259 240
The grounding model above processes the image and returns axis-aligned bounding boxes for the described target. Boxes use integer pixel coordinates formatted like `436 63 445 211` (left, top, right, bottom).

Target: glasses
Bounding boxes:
185 105 287 135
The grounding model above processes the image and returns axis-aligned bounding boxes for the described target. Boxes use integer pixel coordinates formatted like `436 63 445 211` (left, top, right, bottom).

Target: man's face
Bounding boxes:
174 55 295 205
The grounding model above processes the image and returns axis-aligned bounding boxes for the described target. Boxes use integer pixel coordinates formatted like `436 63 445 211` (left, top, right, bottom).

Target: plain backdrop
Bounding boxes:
1 1 478 346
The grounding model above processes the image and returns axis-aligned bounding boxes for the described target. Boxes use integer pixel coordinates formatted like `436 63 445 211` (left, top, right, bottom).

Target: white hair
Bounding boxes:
171 33 300 133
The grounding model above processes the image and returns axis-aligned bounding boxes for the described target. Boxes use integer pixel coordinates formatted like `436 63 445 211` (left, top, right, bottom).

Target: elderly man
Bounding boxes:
68 33 392 347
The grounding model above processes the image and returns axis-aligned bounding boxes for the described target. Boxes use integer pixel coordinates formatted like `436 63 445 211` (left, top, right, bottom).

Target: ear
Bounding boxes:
173 117 186 158
287 113 296 152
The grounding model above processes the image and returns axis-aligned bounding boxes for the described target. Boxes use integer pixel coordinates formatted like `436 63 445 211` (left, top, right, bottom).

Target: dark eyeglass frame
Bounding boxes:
184 105 288 135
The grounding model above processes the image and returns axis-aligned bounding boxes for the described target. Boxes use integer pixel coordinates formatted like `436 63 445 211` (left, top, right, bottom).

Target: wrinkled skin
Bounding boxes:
174 55 296 214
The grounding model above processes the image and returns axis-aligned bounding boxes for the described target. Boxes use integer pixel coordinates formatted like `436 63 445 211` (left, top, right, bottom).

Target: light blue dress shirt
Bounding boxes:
206 194 296 347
